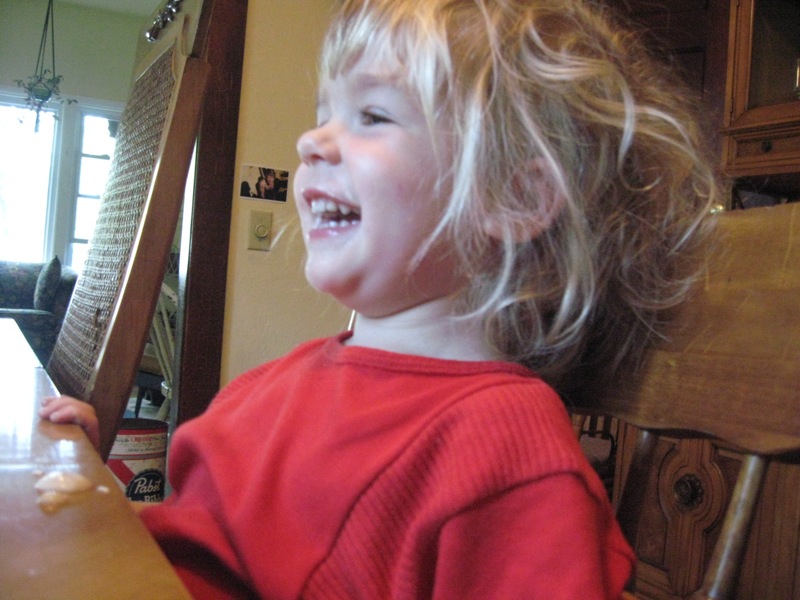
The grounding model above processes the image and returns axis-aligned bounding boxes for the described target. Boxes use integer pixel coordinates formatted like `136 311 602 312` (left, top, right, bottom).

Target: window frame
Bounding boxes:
0 85 123 267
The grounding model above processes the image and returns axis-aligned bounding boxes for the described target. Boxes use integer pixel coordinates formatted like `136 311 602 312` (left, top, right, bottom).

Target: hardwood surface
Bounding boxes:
589 204 800 454
0 319 189 599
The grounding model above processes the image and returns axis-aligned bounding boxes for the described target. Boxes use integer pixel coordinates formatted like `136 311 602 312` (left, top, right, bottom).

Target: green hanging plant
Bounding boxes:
15 70 72 109
14 0 76 131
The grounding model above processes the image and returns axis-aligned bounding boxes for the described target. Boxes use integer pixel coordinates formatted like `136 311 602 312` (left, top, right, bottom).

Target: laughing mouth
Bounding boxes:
310 199 361 228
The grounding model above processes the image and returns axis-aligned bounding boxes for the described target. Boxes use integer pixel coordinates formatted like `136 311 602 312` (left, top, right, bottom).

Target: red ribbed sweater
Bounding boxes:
141 333 633 599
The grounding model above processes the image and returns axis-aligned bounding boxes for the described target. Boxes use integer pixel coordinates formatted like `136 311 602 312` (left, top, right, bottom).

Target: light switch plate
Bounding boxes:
248 210 272 251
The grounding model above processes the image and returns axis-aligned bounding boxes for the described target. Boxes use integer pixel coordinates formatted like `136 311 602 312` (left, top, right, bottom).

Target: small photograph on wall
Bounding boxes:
240 164 289 202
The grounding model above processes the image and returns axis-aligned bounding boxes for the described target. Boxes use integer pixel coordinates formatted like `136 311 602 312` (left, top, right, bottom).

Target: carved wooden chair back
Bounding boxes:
572 203 800 599
48 0 212 460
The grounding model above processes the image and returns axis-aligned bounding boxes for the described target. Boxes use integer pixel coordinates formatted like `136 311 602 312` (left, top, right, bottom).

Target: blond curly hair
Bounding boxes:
321 0 723 398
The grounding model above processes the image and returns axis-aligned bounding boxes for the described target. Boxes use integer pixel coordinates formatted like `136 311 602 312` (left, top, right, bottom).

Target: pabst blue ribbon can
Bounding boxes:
108 418 168 502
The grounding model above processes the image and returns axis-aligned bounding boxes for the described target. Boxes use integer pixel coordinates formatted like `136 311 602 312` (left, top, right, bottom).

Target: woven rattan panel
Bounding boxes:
48 47 176 399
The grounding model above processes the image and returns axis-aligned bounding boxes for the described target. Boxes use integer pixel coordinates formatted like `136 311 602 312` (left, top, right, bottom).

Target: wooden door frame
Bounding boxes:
172 0 248 426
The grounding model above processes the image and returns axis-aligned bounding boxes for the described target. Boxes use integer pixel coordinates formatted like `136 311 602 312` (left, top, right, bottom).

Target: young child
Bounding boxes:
41 0 722 597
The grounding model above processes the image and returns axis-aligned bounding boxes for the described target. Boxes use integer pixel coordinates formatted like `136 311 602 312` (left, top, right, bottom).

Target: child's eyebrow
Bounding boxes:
349 72 419 112
313 68 412 113
350 70 405 92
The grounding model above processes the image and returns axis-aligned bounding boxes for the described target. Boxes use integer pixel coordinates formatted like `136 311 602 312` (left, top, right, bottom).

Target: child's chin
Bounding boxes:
304 266 352 300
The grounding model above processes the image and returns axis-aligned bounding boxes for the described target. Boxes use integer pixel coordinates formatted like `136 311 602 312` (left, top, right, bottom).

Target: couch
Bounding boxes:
0 257 78 365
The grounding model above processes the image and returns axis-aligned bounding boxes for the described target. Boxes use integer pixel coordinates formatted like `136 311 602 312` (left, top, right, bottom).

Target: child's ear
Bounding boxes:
483 157 565 243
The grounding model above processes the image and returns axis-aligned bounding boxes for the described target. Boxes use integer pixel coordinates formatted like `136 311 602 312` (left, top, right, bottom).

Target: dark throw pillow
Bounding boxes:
33 256 62 312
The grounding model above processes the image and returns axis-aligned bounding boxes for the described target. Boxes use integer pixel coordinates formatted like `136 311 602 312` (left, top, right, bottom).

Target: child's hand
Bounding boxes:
38 395 101 453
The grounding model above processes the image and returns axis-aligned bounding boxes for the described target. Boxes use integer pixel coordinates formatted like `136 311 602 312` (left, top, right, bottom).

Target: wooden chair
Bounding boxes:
571 203 800 599
131 281 178 420
47 0 212 460
149 281 179 422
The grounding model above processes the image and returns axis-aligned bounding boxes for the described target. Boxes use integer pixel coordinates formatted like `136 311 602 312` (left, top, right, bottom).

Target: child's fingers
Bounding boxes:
49 406 101 451
38 395 76 418
38 396 64 418
46 404 84 425
38 396 101 452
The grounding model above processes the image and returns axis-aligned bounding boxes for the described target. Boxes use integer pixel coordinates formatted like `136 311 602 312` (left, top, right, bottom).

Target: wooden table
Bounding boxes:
0 318 190 599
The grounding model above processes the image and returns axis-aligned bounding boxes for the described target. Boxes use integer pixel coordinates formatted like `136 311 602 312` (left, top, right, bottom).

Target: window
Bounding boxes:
0 101 56 262
68 113 118 269
0 89 122 269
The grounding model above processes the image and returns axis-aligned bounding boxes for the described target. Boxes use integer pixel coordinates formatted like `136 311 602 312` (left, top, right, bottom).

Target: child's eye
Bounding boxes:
360 110 392 126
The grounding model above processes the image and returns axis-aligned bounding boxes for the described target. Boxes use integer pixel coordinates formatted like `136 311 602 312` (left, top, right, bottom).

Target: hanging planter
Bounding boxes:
16 70 65 112
14 0 75 131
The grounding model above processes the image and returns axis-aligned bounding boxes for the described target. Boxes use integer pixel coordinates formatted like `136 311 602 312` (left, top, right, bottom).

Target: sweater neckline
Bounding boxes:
324 331 537 379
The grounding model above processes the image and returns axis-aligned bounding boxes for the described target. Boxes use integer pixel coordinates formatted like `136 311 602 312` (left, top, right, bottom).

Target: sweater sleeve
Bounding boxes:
432 473 634 600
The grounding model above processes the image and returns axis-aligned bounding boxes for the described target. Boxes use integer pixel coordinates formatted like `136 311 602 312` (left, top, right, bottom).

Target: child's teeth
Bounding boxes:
310 199 357 218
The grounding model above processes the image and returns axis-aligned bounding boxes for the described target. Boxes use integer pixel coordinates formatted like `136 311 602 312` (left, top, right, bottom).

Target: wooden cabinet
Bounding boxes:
614 0 730 162
614 424 800 599
722 0 800 200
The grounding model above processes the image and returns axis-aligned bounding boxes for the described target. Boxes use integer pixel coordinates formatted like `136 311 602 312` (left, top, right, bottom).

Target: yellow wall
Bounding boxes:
222 0 351 384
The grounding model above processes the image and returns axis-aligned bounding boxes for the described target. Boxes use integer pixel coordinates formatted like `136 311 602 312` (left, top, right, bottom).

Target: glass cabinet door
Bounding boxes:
722 0 800 187
747 0 800 110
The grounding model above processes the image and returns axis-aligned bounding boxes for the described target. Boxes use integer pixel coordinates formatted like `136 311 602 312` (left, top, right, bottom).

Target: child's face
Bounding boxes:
294 54 461 317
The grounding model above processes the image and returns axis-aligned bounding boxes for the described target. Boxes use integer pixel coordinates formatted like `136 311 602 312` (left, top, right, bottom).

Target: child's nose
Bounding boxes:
297 124 339 165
